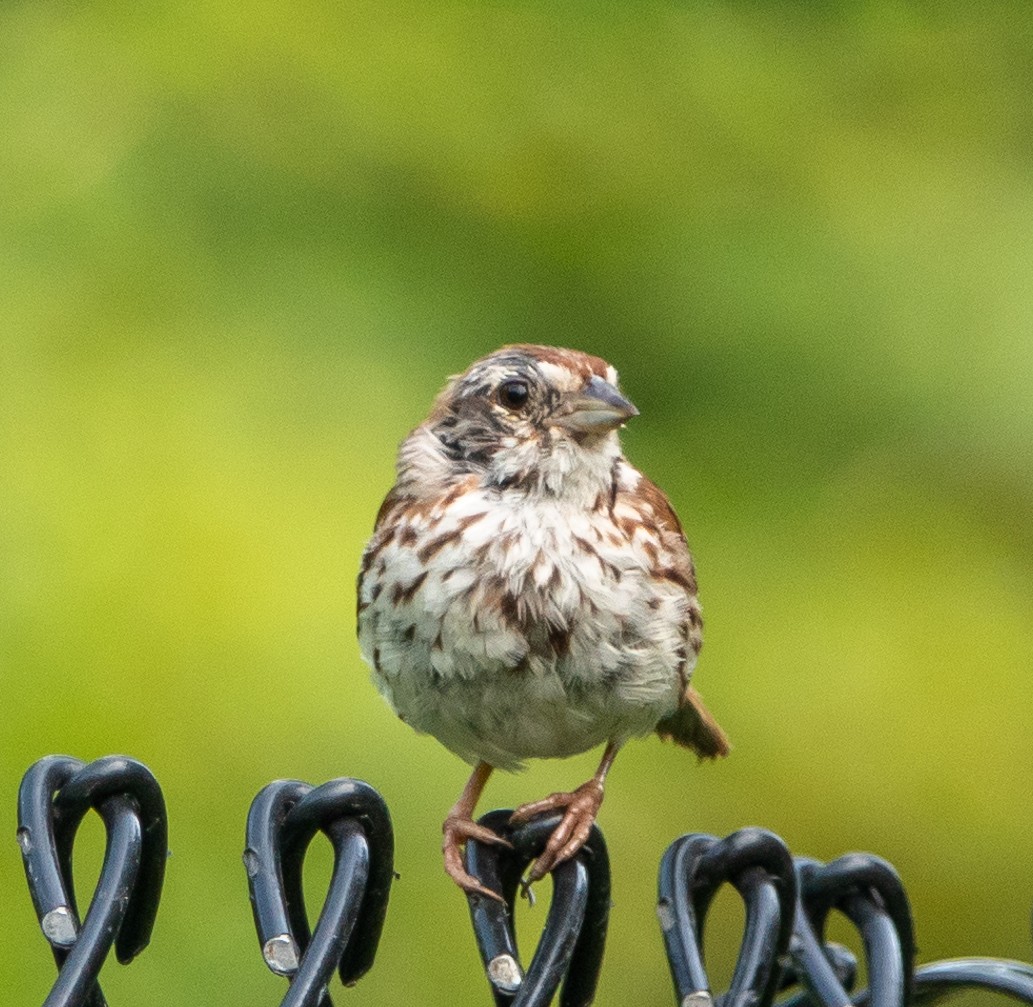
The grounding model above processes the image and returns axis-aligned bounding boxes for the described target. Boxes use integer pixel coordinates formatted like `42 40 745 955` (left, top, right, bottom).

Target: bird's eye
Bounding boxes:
497 380 530 410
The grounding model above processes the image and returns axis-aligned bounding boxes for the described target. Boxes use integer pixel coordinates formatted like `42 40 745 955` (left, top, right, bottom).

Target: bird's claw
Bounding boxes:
510 779 604 889
442 814 511 903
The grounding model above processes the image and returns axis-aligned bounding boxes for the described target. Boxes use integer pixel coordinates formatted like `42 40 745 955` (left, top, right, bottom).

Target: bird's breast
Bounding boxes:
358 487 690 705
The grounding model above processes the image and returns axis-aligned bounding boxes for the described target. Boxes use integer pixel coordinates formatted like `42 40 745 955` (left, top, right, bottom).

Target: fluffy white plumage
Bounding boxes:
357 345 703 772
359 459 690 771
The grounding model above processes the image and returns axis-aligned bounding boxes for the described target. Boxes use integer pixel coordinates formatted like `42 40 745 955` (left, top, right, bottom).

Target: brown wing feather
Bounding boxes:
656 685 731 759
625 473 731 760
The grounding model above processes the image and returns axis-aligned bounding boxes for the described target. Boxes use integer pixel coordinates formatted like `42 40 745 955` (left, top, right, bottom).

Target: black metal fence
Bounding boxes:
11 755 1033 1007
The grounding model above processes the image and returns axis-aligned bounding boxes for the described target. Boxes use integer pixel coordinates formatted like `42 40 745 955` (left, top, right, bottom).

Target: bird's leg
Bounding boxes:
442 760 511 901
510 741 622 885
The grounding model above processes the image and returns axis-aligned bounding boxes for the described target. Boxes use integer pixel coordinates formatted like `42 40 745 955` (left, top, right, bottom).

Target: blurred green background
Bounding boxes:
3 3 1033 1004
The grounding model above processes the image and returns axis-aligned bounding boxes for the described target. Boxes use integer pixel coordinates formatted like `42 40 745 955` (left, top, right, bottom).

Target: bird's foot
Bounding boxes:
509 779 604 888
442 814 511 902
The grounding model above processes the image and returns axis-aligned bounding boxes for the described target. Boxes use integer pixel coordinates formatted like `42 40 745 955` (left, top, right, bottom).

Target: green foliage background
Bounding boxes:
3 3 1032 1004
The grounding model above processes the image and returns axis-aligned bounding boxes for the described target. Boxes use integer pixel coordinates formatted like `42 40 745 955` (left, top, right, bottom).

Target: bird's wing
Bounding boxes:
619 470 730 759
656 685 731 759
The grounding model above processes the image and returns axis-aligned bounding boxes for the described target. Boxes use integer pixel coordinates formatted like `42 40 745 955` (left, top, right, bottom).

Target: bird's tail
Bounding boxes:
656 685 731 759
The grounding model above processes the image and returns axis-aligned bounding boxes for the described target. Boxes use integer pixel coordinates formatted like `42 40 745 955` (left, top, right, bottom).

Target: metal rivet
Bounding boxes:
263 934 299 975
487 953 523 992
41 907 78 947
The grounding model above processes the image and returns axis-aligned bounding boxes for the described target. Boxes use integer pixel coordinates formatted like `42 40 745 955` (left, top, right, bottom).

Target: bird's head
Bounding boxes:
415 344 638 497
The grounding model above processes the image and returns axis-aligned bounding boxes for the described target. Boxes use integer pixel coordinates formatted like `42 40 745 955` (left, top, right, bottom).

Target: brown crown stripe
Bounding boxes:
501 344 611 381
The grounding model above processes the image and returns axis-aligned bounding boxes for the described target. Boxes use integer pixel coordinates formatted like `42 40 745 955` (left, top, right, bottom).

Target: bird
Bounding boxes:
356 344 729 900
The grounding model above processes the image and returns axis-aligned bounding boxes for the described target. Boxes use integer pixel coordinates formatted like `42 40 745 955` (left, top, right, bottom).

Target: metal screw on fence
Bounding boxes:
17 755 168 1007
656 827 797 1007
244 777 394 1007
463 808 611 1007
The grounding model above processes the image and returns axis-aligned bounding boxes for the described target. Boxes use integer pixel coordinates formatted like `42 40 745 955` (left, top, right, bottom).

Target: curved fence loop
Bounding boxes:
464 808 610 1007
18 757 85 953
51 755 169 964
789 854 914 1007
244 777 394 1007
903 958 1033 1005
17 755 168 1007
776 942 858 1007
657 827 797 1007
792 854 1033 1006
15 752 1033 1007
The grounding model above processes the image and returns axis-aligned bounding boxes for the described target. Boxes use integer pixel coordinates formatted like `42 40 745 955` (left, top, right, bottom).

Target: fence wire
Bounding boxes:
11 754 1033 1007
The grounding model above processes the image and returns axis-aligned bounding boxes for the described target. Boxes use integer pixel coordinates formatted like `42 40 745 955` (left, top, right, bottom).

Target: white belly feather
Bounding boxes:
358 487 690 771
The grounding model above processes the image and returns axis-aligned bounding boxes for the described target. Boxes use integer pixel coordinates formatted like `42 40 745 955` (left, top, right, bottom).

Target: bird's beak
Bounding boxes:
553 375 639 434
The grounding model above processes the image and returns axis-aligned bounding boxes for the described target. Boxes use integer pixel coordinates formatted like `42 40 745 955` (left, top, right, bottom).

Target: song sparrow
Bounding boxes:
357 345 729 899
